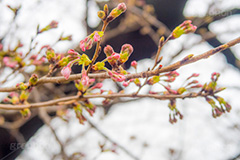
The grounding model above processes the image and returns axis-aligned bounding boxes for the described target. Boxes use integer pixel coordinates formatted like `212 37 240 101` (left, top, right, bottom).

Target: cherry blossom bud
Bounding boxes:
68 49 79 56
123 82 129 87
119 44 134 64
58 57 70 67
92 83 103 89
93 32 101 42
59 35 72 41
215 107 222 117
104 45 114 57
45 48 56 63
73 104 86 124
171 20 197 39
180 54 194 64
164 86 178 94
79 39 87 52
121 44 133 55
104 4 109 14
20 108 31 119
168 99 176 110
190 84 203 88
224 102 232 112
61 66 71 80
177 87 186 94
98 10 106 20
205 97 216 108
92 62 105 71
49 20 58 28
29 74 38 86
147 76 160 85
187 73 200 80
16 82 28 90
134 78 141 87
107 3 127 22
131 60 137 69
79 54 91 66
20 90 30 102
211 72 220 81
108 71 125 82
79 31 103 51
81 73 90 86
39 20 58 33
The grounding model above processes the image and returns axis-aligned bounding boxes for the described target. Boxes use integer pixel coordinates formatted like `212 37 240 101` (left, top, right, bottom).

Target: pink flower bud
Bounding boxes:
112 53 120 59
123 82 129 87
81 73 89 86
120 44 133 56
68 49 79 55
79 40 86 52
61 66 71 80
131 60 137 69
104 45 114 56
171 20 197 39
49 20 58 28
117 3 127 12
93 32 101 42
107 3 127 22
92 83 103 89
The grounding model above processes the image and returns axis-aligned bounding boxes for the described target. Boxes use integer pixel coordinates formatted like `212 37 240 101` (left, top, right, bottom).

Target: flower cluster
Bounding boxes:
170 20 197 39
202 72 231 117
79 31 104 52
168 99 183 124
73 100 96 124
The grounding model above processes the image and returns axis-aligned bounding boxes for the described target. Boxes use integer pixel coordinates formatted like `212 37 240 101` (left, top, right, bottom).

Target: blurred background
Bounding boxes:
0 0 240 159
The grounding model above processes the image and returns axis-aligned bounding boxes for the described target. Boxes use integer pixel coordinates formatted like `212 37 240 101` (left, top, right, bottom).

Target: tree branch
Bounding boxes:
0 36 239 92
0 90 221 110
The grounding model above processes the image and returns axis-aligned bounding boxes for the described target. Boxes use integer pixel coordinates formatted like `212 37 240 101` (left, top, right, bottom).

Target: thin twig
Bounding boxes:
38 108 68 160
86 117 140 160
0 91 221 110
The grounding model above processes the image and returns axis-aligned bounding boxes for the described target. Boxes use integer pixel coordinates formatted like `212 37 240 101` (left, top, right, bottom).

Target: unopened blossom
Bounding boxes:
171 20 197 39
81 70 95 87
79 31 104 52
187 73 200 80
59 35 72 41
20 108 31 119
91 83 103 89
61 65 71 80
104 45 114 57
68 49 79 56
119 44 134 64
97 10 106 19
131 60 137 69
107 3 127 22
29 74 38 86
123 82 129 87
39 20 58 33
93 32 101 41
108 71 125 82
